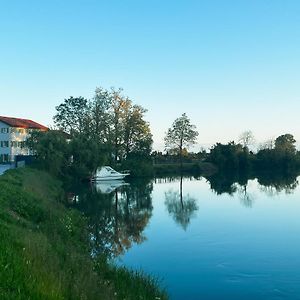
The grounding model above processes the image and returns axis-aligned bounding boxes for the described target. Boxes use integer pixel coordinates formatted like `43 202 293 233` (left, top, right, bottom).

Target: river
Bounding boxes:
72 173 300 299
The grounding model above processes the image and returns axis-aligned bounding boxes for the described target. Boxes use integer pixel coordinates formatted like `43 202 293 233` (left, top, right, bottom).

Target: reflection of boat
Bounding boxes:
94 180 129 194
91 166 130 181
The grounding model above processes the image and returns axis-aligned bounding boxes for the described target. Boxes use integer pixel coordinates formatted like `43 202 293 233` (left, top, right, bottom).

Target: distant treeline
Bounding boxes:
152 133 300 177
207 133 300 174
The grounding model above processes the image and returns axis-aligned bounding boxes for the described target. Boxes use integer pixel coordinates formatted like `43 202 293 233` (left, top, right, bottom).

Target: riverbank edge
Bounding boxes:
152 161 217 177
0 167 168 300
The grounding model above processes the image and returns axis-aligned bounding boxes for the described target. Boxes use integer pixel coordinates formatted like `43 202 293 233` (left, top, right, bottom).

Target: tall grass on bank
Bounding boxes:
0 168 168 300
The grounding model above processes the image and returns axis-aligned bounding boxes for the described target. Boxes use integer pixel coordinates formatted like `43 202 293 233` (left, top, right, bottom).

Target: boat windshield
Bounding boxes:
104 166 118 174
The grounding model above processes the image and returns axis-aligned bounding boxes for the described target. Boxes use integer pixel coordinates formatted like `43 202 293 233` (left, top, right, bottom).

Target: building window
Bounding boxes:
0 154 9 162
1 141 9 147
1 128 9 134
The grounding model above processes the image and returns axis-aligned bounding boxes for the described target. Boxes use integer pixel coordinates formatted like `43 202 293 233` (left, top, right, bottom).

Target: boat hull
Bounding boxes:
91 166 130 181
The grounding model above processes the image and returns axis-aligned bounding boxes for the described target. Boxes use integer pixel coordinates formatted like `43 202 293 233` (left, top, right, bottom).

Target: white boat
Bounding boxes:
91 166 130 181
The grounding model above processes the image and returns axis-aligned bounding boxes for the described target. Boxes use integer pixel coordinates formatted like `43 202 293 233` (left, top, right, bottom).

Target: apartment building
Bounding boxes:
0 116 48 163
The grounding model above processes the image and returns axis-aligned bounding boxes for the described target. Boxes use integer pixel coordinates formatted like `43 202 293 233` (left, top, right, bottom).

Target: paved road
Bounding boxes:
0 164 13 176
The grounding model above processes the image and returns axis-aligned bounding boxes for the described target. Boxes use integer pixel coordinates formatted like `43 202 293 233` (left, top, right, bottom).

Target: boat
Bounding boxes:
91 166 130 181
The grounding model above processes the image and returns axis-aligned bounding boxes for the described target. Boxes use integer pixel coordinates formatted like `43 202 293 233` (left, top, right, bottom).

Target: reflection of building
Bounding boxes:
0 116 48 163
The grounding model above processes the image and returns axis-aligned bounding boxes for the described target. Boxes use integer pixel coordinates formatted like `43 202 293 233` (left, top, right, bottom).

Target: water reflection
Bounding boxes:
164 176 198 230
93 180 129 194
206 172 299 198
68 172 299 260
237 184 255 208
73 178 153 259
257 173 299 195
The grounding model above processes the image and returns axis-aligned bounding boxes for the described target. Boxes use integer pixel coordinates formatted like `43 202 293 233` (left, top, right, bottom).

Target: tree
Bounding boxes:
53 96 88 135
208 142 244 172
275 134 296 154
238 130 255 149
123 105 152 157
26 130 70 177
51 87 153 177
88 87 112 144
108 88 132 161
164 113 198 168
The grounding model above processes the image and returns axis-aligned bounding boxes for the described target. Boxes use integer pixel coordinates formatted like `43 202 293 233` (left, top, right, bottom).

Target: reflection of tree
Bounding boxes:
206 173 238 195
257 173 298 196
164 177 198 230
237 184 254 208
205 171 298 201
74 179 153 259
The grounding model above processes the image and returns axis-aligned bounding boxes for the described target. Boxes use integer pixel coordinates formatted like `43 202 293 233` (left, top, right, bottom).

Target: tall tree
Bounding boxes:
110 88 132 162
124 105 152 157
238 130 255 149
275 134 296 154
87 87 113 156
53 96 88 135
164 113 198 168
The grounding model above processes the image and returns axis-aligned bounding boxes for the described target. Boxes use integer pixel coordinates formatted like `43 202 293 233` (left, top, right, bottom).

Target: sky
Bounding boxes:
1 0 300 151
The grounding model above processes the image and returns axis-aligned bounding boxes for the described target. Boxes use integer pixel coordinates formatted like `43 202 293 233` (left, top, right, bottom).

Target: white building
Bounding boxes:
0 116 48 163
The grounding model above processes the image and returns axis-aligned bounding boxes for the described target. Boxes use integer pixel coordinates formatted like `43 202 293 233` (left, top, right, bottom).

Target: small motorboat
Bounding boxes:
91 166 130 181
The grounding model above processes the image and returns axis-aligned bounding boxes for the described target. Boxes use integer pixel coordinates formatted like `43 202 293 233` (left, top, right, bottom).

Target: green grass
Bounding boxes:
0 168 168 300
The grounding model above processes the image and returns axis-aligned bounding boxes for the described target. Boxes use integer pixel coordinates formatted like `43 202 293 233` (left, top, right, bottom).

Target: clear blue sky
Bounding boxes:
1 0 300 150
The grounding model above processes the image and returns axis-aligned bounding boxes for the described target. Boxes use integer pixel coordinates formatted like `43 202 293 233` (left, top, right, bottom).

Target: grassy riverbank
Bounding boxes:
0 168 167 300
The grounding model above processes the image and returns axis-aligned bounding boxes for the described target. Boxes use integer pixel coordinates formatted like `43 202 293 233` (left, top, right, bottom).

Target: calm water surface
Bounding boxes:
74 175 300 299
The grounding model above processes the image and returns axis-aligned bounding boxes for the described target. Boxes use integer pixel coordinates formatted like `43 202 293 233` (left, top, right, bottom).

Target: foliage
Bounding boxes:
207 134 300 177
26 130 70 177
94 258 168 300
53 87 153 166
208 141 252 173
69 133 107 179
53 96 89 135
275 134 296 154
255 134 300 172
121 152 154 177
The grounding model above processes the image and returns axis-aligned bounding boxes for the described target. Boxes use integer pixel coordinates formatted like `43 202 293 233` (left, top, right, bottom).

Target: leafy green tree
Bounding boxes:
255 134 298 172
26 130 70 177
124 105 152 157
69 133 106 179
208 142 250 172
89 87 112 145
275 134 296 154
53 96 88 135
50 87 153 177
164 113 198 168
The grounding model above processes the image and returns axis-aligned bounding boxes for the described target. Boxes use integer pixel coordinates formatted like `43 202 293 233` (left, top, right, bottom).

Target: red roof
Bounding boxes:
0 116 48 130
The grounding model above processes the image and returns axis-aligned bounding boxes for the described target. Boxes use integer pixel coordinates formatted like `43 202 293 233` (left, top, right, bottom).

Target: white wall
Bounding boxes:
0 121 32 162
0 121 11 162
